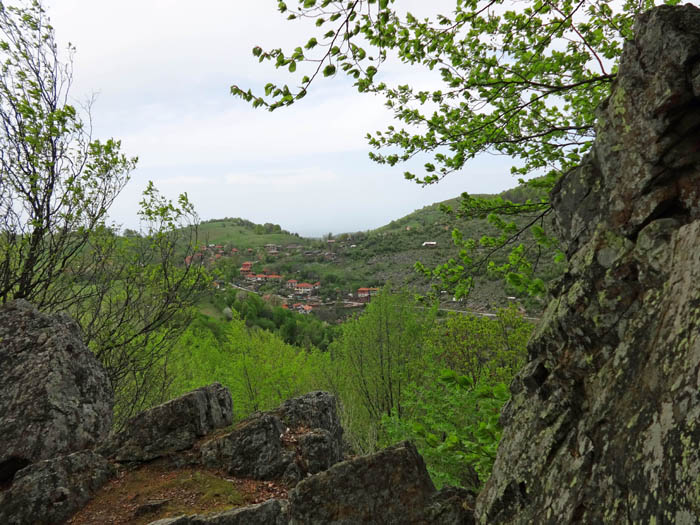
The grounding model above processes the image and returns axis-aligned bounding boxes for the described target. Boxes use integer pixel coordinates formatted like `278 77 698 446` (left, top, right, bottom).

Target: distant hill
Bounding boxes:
189 186 561 316
196 218 308 249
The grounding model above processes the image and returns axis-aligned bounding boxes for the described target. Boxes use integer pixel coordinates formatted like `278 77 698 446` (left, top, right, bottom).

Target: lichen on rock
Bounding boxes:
0 299 113 483
475 4 700 523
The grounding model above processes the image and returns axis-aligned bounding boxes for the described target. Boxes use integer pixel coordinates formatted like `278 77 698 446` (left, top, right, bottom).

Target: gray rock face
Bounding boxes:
426 487 477 525
100 382 233 462
201 392 344 484
287 441 436 524
0 299 113 482
271 391 344 450
476 5 700 523
0 450 115 525
147 499 289 525
201 413 293 479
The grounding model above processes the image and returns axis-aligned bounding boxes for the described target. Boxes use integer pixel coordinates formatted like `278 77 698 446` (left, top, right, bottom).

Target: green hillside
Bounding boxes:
196 218 308 249
192 186 562 317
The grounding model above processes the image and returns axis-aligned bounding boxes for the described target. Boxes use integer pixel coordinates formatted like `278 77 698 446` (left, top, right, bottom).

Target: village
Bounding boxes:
184 242 381 316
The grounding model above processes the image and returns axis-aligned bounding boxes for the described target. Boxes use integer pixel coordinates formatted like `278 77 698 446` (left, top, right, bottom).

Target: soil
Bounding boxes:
68 459 288 525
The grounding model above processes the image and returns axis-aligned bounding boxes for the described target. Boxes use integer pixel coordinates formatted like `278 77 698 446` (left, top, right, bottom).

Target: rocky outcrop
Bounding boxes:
157 440 475 525
0 300 113 482
0 450 115 525
475 5 700 523
287 441 436 524
426 486 477 525
201 391 343 485
100 382 233 462
201 413 293 479
148 499 289 525
271 390 344 449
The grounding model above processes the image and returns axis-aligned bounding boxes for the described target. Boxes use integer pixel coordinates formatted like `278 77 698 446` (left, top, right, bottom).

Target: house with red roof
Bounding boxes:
295 282 313 295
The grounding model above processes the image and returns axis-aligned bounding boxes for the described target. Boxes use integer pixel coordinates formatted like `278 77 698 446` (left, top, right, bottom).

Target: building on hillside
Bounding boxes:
287 279 298 289
240 261 253 273
295 282 314 295
357 287 380 302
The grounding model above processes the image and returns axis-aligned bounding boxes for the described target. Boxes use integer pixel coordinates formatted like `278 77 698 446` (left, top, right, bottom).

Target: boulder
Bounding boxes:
201 392 343 484
147 499 289 525
100 382 233 462
0 300 113 482
200 413 294 480
0 450 115 525
475 5 700 523
287 441 436 524
425 486 477 525
270 391 344 451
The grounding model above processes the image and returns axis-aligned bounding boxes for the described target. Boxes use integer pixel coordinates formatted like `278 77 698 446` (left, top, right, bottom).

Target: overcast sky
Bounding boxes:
46 1 520 237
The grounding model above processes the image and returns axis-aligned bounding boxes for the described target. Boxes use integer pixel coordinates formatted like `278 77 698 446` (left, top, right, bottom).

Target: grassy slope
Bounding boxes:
196 220 308 250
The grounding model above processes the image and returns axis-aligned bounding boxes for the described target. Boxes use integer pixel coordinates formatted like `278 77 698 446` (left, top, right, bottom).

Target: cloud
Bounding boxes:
112 88 390 169
44 0 524 238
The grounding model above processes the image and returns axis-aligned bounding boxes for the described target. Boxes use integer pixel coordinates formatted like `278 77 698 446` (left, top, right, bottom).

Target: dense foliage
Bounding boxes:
168 314 328 416
170 288 531 489
217 290 338 350
381 307 530 487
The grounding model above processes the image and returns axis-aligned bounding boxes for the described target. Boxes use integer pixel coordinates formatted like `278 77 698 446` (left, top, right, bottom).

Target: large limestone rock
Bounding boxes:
476 5 700 523
0 300 113 482
100 382 233 462
0 450 115 525
287 441 436 524
201 392 343 484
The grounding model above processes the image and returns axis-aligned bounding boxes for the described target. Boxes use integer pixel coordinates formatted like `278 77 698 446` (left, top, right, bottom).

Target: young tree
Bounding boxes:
329 286 436 452
0 1 207 423
232 0 678 296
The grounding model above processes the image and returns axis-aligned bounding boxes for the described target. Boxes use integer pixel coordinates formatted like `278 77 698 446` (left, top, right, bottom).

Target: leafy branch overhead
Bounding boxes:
231 0 678 298
232 0 676 185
